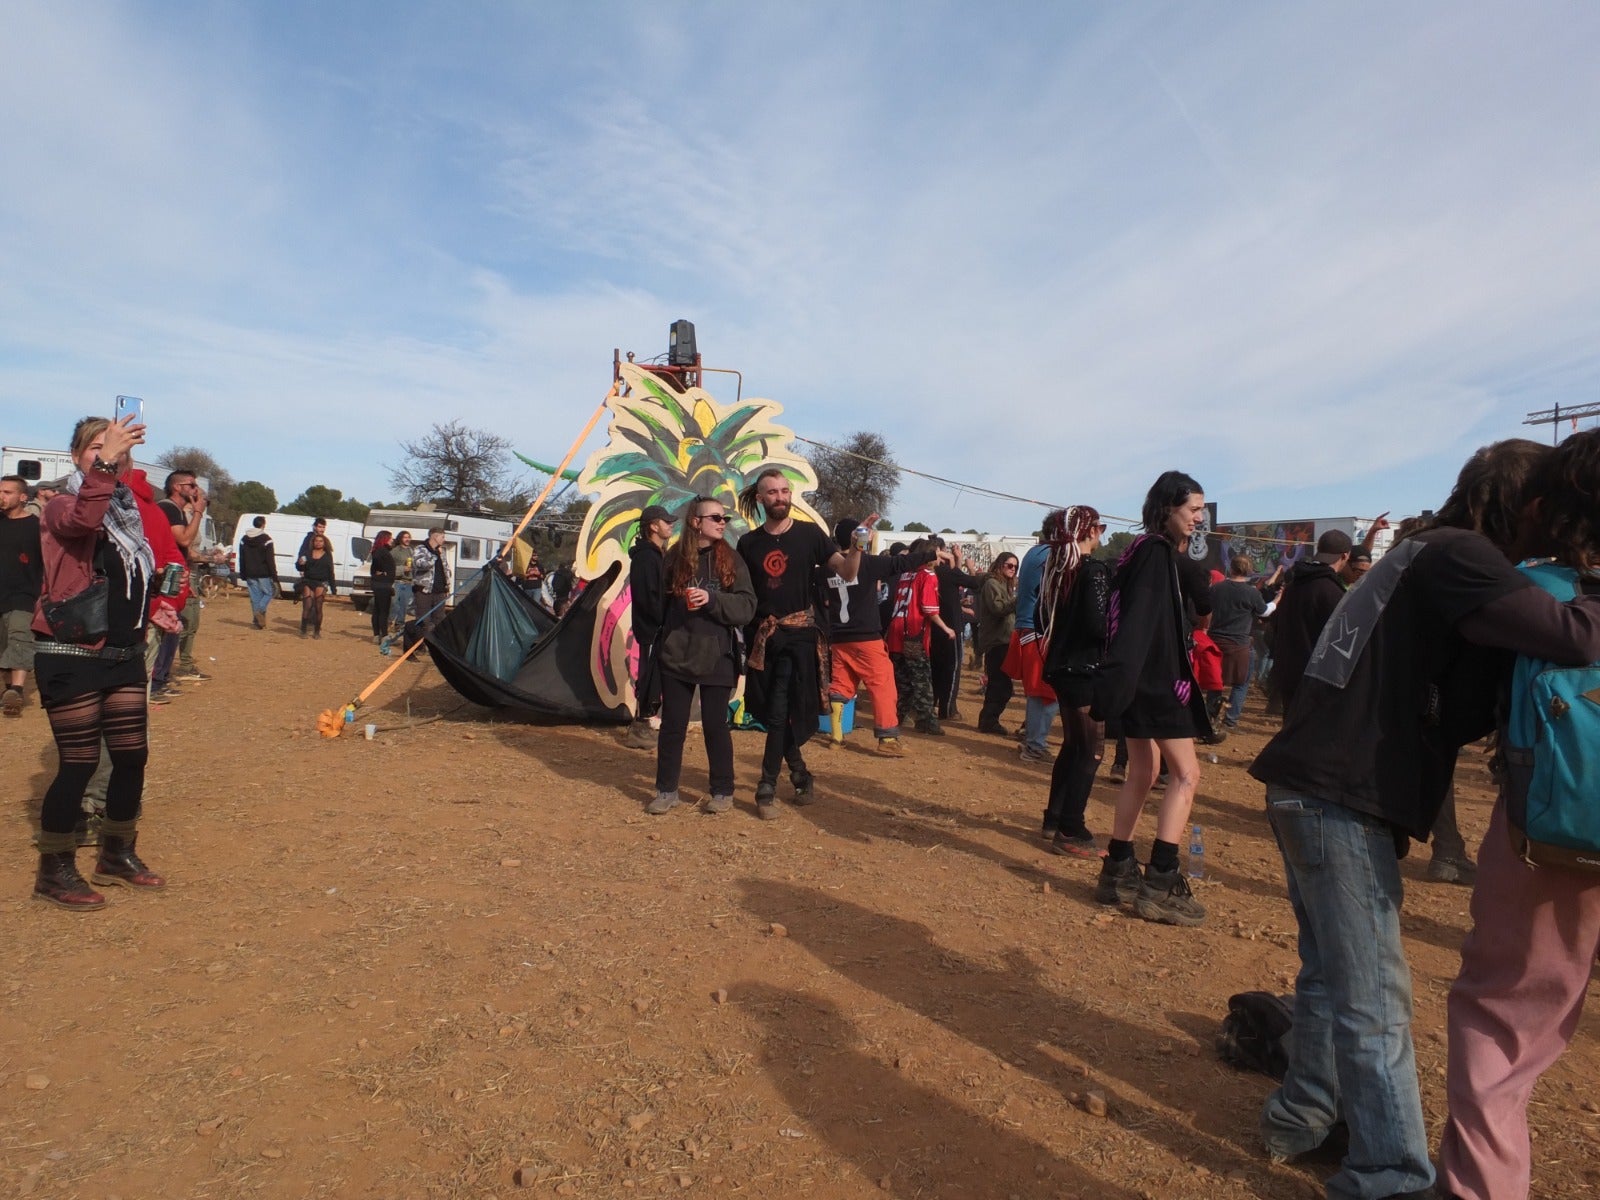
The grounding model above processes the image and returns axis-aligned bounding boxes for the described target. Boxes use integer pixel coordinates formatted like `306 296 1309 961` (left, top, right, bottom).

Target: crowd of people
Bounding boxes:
617 444 1600 1200
8 407 1600 1200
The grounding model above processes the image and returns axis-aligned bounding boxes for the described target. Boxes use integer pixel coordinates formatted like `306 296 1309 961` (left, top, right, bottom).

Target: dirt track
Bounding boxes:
2 589 1597 1198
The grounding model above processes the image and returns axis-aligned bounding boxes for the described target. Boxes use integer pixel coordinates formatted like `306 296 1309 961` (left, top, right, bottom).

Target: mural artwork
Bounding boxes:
573 362 826 709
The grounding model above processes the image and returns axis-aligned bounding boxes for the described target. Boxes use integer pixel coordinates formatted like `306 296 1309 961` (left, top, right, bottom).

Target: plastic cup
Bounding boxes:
364 724 376 741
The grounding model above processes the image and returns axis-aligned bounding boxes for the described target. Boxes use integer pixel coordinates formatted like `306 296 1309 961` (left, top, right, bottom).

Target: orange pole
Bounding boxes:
331 383 617 719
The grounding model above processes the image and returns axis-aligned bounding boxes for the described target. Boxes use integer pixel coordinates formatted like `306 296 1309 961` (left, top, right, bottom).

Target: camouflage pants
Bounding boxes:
892 640 936 726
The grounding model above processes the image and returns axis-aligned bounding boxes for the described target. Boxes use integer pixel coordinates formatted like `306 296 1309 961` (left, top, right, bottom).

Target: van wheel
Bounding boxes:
351 597 369 613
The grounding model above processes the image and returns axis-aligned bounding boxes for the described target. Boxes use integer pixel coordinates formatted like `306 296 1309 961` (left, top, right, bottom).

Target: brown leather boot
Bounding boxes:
93 833 165 889
34 851 107 910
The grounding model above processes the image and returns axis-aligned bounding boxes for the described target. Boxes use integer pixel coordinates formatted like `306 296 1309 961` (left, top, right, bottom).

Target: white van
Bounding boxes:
349 507 515 611
234 513 370 599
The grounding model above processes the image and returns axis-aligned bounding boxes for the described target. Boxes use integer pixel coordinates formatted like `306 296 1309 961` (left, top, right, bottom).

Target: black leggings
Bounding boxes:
301 585 327 629
40 684 148 834
655 676 735 795
1045 705 1104 838
371 588 393 637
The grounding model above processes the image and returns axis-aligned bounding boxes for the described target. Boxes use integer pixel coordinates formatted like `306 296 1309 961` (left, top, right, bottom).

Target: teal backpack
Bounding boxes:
1502 561 1600 872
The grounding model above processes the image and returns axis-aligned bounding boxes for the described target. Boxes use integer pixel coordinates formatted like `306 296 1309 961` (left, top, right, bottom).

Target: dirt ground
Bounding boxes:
2 589 1597 1200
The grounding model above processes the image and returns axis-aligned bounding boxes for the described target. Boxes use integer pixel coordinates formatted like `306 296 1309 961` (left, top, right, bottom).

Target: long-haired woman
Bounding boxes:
1090 471 1211 925
31 414 166 909
1039 506 1111 857
368 530 396 642
299 532 336 638
645 496 757 816
390 530 415 634
975 551 1018 734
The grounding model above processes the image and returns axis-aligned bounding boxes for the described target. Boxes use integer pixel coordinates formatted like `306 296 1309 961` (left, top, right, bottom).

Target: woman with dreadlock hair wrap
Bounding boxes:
1039 505 1111 858
1089 471 1213 926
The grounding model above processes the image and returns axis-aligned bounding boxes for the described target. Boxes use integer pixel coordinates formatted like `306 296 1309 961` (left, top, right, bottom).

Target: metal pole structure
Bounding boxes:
1524 401 1600 442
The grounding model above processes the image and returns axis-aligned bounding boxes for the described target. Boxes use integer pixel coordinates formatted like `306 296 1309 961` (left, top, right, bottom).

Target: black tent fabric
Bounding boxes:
425 561 633 724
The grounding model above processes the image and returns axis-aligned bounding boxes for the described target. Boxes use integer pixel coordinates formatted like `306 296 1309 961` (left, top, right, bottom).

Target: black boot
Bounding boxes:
789 766 816 806
93 833 165 889
34 851 107 910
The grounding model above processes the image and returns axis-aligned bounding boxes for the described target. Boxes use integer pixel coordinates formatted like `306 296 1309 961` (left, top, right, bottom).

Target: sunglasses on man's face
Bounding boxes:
697 513 730 524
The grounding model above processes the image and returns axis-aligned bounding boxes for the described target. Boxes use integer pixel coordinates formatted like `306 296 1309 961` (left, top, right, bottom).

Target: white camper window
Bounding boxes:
353 537 373 561
458 538 481 560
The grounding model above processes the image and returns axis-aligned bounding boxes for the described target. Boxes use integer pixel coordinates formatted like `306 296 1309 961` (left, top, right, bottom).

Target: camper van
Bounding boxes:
349 508 515 611
233 513 370 599
3 444 222 554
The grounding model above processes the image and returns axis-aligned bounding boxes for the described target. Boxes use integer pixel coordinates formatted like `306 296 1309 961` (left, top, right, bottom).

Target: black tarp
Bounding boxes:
425 561 632 724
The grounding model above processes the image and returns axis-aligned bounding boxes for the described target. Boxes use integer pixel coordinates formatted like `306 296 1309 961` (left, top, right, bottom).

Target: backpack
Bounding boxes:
1501 561 1600 872
1216 991 1293 1080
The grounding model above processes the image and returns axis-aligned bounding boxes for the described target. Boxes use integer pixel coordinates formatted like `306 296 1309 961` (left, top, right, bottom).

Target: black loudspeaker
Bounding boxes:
668 319 697 366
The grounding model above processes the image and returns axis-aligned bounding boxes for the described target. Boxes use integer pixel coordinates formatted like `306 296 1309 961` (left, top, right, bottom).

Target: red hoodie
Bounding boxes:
126 469 190 619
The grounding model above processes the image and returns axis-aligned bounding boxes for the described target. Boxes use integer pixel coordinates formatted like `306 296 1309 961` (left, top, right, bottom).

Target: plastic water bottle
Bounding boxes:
1187 824 1205 879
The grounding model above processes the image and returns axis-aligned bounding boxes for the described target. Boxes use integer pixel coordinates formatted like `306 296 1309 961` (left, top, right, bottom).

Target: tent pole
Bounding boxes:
321 383 618 728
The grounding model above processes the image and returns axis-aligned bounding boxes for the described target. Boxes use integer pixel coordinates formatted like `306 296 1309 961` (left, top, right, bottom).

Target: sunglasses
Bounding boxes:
1002 563 1018 571
697 513 730 524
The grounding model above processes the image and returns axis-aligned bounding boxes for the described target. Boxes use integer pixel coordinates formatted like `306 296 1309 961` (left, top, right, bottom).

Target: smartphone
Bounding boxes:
114 394 144 425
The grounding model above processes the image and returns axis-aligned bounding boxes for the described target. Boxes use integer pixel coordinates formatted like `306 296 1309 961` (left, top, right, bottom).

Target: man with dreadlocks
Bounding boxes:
1039 505 1112 858
735 469 861 820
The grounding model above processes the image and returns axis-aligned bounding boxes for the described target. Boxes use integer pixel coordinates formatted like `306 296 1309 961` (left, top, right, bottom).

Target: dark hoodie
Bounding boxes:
238 529 276 580
629 539 666 650
1269 557 1346 710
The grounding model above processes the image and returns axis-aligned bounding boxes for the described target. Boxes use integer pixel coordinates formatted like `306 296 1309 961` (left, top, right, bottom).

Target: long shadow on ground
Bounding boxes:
737 879 1315 1199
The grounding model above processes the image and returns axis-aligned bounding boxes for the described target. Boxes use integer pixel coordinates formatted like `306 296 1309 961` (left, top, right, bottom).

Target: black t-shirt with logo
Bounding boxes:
0 515 43 613
737 522 840 621
1249 528 1526 840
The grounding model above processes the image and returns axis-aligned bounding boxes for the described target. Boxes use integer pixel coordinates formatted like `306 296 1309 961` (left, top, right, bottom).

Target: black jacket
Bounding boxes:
1044 557 1112 708
1091 535 1207 739
1269 558 1346 710
828 550 934 642
237 530 276 581
629 540 666 650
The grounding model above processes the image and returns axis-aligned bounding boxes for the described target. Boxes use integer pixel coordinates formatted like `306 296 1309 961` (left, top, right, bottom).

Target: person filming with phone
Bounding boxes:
31 413 170 910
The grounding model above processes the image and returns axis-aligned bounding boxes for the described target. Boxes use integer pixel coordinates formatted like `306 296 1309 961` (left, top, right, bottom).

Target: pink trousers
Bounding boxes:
1439 799 1600 1200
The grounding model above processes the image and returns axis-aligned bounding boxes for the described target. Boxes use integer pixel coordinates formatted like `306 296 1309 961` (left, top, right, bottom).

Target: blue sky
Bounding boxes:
3 1 1597 535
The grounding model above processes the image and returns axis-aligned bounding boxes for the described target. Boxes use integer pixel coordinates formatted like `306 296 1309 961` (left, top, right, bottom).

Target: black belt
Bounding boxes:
34 641 145 663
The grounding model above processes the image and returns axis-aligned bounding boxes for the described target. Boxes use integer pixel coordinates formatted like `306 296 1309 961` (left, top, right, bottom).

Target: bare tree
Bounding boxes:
389 421 516 509
160 445 239 531
806 431 901 526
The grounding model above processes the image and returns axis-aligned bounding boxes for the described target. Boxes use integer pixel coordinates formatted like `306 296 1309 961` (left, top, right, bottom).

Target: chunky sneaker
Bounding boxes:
645 790 679 815
1426 856 1477 886
1094 855 1142 905
2 687 23 717
1107 764 1127 784
173 669 213 683
1018 744 1049 763
875 737 907 758
755 778 779 820
704 793 733 814
789 768 816 806
621 720 656 750
1051 833 1106 860
1134 867 1206 926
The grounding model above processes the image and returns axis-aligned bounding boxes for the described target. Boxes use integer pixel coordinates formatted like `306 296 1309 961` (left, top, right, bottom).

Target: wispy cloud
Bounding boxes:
3 1 1597 529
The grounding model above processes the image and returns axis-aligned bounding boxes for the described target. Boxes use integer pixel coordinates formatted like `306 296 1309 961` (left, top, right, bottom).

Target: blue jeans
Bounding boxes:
1023 695 1058 753
392 583 415 630
1261 787 1434 1199
245 577 274 615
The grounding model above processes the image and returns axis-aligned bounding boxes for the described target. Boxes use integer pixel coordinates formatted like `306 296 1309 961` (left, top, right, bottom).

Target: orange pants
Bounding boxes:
828 640 900 738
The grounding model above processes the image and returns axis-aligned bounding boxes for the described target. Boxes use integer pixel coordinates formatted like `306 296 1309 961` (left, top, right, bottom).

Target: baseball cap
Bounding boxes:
641 504 673 527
